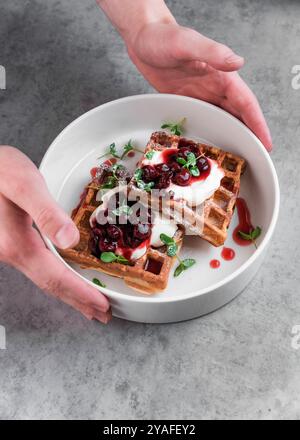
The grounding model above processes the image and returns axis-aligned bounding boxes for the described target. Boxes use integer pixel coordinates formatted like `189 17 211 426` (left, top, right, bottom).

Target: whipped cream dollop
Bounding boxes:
141 150 224 207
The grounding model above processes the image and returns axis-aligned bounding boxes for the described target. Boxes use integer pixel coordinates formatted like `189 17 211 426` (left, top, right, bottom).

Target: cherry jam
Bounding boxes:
141 145 211 189
90 196 152 262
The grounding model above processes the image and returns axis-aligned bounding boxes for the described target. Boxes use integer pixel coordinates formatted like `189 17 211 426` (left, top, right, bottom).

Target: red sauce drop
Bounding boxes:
210 259 220 269
221 247 235 261
233 198 254 246
127 151 135 158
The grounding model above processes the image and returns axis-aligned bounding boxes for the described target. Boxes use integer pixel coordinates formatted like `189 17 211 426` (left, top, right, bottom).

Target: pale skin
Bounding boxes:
0 0 272 324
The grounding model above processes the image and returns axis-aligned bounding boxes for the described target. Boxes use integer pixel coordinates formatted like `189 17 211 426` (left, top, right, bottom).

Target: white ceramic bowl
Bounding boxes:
39 94 280 323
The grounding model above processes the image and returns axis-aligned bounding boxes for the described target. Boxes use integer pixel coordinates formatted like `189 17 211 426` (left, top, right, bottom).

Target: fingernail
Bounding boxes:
93 310 112 325
55 223 79 249
226 54 244 64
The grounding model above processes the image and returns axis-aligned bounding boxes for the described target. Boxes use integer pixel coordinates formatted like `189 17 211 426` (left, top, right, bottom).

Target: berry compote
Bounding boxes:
89 195 152 262
139 142 211 190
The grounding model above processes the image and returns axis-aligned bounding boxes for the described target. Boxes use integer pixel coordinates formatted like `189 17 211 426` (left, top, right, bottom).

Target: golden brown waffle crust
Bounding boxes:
129 131 246 247
59 183 184 295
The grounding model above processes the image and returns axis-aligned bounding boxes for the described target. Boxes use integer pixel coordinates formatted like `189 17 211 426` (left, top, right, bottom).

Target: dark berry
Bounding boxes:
176 147 191 159
155 163 170 175
133 223 151 241
106 225 122 240
170 161 181 173
92 227 106 238
156 175 170 189
197 157 210 172
98 237 117 252
89 237 99 256
142 165 158 182
172 168 191 186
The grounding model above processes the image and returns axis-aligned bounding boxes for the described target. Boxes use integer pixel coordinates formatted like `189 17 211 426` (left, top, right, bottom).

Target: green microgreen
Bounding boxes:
238 226 262 249
161 118 186 136
120 140 145 160
134 168 154 193
159 233 196 276
100 252 130 265
92 278 106 288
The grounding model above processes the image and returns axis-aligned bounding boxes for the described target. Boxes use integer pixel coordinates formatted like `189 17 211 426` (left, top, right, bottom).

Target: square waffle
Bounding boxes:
59 181 184 295
129 131 246 247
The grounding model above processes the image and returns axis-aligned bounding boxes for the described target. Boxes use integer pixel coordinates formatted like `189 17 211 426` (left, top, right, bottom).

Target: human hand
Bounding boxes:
0 147 111 324
125 22 272 151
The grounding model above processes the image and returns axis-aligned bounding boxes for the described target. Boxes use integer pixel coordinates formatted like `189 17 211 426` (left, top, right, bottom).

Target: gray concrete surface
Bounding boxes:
0 0 299 420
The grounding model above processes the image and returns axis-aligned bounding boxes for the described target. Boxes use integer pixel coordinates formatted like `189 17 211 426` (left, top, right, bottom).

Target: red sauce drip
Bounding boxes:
144 258 163 275
117 238 150 262
221 247 235 261
127 151 135 158
210 259 220 269
233 198 254 246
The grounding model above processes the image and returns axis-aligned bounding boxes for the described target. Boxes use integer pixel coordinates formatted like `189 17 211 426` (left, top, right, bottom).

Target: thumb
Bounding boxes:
0 146 80 249
173 27 244 72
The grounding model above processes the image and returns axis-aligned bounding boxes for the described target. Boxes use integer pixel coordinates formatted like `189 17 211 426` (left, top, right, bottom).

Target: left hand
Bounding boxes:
125 22 272 151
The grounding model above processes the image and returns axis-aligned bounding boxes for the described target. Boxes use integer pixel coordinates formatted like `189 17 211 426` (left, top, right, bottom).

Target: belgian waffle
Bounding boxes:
129 131 246 247
59 181 184 295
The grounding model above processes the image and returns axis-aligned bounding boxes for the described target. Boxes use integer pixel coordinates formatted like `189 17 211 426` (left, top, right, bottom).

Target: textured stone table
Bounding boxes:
0 0 299 420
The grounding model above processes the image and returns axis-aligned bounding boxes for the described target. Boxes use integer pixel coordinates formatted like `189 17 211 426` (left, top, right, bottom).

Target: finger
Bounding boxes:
225 74 273 151
0 194 111 316
172 26 244 72
0 146 80 249
23 246 111 314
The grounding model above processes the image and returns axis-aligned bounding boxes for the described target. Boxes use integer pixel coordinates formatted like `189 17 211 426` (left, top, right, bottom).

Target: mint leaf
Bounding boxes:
100 252 130 265
167 243 178 257
145 150 155 160
102 175 117 189
134 169 143 181
100 252 117 263
174 263 184 277
109 143 120 158
121 140 134 159
186 152 196 167
238 226 262 249
182 258 196 269
251 226 262 240
98 142 120 160
174 258 196 277
190 166 200 177
116 255 130 265
238 230 252 240
137 180 154 192
176 157 186 165
161 118 186 136
93 278 106 288
160 233 175 246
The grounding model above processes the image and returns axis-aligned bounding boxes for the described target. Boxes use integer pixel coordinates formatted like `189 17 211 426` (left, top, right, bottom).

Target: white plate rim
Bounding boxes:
39 93 280 304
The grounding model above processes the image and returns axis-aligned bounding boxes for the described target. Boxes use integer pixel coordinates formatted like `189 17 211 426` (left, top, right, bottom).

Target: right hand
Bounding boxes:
0 146 111 324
